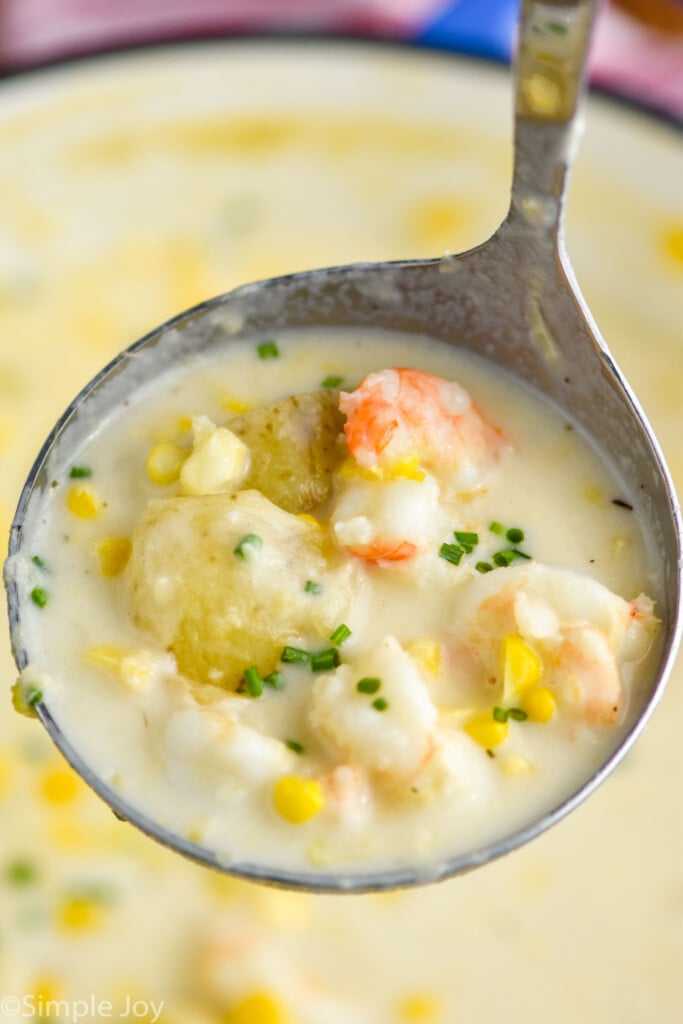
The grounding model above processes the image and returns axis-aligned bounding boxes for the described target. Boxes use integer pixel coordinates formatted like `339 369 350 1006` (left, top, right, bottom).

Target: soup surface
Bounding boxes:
11 327 659 877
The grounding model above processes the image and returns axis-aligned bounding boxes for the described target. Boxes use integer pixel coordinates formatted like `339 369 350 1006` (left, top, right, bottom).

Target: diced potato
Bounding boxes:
228 391 345 513
128 489 353 688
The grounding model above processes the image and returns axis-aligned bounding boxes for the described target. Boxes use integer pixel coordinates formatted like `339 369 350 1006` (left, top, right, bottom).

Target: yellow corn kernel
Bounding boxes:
405 637 442 676
96 536 132 577
222 395 252 414
177 415 193 434
57 895 105 932
523 686 557 723
500 634 542 702
83 645 125 673
273 776 325 824
387 454 425 482
398 992 443 1022
464 710 509 749
66 484 100 519
229 992 288 1024
11 678 40 718
40 766 80 804
296 513 321 529
500 753 534 777
146 442 186 485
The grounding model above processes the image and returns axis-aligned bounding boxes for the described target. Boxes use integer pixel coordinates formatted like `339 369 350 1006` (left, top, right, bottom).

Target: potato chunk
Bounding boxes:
128 489 353 688
228 391 345 513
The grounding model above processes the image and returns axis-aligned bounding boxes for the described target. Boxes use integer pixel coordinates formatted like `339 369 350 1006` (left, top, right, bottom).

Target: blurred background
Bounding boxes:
0 2 681 1023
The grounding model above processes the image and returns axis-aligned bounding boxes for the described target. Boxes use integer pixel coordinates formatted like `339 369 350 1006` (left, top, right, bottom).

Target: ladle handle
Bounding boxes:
509 0 597 233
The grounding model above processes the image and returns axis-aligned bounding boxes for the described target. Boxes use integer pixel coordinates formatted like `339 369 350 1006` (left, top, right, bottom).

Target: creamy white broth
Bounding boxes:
15 326 658 876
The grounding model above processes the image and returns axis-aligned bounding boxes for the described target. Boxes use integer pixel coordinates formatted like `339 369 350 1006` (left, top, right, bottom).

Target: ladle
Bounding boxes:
5 0 682 891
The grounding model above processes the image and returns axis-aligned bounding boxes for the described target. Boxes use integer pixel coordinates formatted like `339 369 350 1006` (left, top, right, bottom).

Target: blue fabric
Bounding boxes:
416 0 520 62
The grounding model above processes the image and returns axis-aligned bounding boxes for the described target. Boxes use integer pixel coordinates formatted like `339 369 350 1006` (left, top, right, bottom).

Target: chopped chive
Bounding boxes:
69 465 92 479
233 533 262 560
304 580 324 595
512 548 531 560
492 549 516 568
281 646 312 665
30 587 49 609
454 531 478 551
476 561 493 574
31 555 48 571
321 374 344 389
372 697 389 712
356 677 381 695
439 542 464 566
506 527 524 544
493 706 509 723
257 340 279 360
6 860 38 886
311 648 341 673
26 688 43 707
489 521 505 535
243 666 263 698
263 671 284 690
508 707 528 722
329 623 351 645
547 20 567 34
285 739 305 755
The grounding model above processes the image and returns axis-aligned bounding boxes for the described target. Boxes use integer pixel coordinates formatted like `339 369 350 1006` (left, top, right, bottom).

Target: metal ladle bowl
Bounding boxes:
6 0 682 892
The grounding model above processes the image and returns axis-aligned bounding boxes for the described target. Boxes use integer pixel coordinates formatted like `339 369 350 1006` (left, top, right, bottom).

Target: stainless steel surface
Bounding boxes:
6 0 682 891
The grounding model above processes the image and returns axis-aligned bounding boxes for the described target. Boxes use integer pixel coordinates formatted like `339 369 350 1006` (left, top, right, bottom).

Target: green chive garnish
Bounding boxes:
31 555 48 571
26 688 43 707
30 587 48 609
506 527 524 544
489 521 504 535
321 375 344 389
492 550 516 567
454 531 478 551
372 697 389 712
281 646 312 665
257 340 279 360
285 739 305 755
263 671 284 690
305 580 324 595
547 20 567 34
513 548 531 560
7 860 38 885
508 708 528 721
493 706 509 723
356 677 381 695
69 465 92 479
439 542 464 566
476 561 493 574
329 624 351 645
233 533 262 560
243 666 263 698
311 648 340 673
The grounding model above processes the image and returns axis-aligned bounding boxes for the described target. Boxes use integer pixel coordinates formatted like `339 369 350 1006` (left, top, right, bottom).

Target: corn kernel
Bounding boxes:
57 895 105 932
398 992 443 1022
146 442 187 485
387 454 425 482
40 766 80 804
523 686 557 723
464 710 509 749
96 536 132 577
66 485 100 519
296 513 321 529
228 992 288 1024
222 395 252 414
405 637 442 676
500 634 542 702
500 753 534 777
273 776 325 824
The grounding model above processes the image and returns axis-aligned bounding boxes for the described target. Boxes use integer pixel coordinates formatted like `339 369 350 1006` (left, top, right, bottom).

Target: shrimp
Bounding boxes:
340 367 508 492
451 563 659 727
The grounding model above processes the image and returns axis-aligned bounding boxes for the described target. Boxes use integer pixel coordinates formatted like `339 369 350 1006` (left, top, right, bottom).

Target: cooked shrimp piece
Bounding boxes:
309 635 438 783
451 563 658 726
331 473 442 565
340 367 508 491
